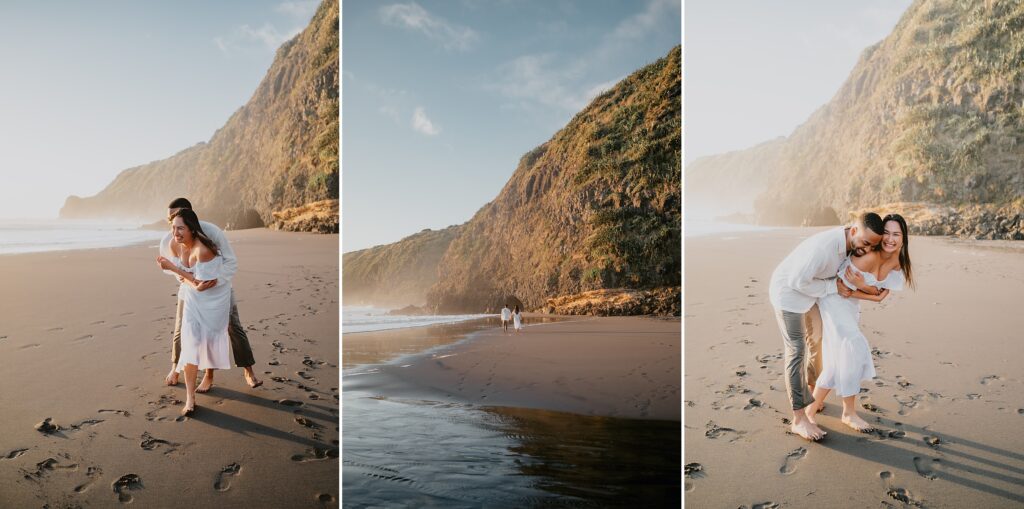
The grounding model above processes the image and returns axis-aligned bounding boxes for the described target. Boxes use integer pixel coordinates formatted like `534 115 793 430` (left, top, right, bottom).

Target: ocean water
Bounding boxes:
0 219 165 255
343 306 490 334
685 218 777 237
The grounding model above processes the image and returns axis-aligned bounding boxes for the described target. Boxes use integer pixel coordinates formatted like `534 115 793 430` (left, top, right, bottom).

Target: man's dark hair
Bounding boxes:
859 212 884 235
168 197 192 210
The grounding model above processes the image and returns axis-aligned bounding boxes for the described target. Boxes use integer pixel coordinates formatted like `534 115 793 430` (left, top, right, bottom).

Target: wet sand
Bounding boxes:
342 316 681 505
0 229 338 507
685 228 1024 508
344 315 681 420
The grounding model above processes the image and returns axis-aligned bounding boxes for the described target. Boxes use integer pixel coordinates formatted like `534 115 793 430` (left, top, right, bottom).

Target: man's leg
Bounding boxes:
227 290 261 387
777 310 825 440
803 303 824 416
165 299 184 386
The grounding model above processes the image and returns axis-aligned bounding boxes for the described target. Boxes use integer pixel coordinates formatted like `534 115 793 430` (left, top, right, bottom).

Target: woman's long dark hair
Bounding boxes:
170 208 220 257
514 305 520 314
883 213 913 289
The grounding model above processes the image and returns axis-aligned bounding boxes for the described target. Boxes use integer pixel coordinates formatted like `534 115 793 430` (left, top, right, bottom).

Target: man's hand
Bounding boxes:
836 278 853 297
196 279 218 292
877 289 891 302
845 266 865 289
177 276 186 284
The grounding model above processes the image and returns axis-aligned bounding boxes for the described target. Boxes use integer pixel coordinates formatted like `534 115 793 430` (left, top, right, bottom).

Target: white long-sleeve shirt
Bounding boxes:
769 227 846 313
160 220 238 285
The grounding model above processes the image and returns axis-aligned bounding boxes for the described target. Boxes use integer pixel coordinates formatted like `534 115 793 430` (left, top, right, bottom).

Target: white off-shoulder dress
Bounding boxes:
174 256 233 372
815 257 904 397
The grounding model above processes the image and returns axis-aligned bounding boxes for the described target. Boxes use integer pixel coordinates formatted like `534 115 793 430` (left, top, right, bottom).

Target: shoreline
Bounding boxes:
343 315 681 420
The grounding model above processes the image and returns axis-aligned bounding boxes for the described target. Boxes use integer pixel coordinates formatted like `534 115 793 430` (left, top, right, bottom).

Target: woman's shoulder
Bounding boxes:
850 250 880 269
196 242 218 263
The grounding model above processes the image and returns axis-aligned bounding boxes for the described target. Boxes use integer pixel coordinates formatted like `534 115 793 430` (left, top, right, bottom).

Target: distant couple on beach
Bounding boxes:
155 198 262 416
770 212 914 441
500 304 523 333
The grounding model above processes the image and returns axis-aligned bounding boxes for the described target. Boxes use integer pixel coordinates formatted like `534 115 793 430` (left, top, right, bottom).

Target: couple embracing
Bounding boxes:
770 212 914 441
155 198 263 416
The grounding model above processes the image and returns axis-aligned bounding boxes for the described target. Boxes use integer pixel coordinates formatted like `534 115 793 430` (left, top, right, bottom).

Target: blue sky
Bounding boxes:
342 0 681 252
0 0 321 219
685 0 913 164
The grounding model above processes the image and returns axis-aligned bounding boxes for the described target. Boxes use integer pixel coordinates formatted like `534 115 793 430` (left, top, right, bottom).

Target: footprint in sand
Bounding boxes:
913 456 941 480
214 463 241 491
317 493 336 504
1 448 28 460
46 327 64 332
290 447 338 462
18 343 41 350
140 432 180 453
74 466 103 493
112 474 143 503
980 375 1001 385
72 334 94 342
779 447 806 475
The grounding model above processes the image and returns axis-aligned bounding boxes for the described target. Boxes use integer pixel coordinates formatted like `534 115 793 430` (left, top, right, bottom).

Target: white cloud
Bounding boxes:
411 106 441 135
379 105 401 123
379 2 478 51
487 0 676 112
611 0 677 41
214 23 303 56
276 0 319 19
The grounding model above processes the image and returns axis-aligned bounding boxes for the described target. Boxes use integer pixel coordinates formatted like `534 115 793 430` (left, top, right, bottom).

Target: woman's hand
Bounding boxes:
195 280 217 292
157 256 176 271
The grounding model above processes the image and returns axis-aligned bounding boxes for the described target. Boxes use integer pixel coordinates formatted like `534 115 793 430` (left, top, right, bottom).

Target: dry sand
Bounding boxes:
685 228 1024 508
344 316 681 420
0 229 338 507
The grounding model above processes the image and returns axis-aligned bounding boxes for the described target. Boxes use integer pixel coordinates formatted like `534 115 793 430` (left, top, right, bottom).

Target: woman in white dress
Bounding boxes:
512 305 523 333
157 209 233 416
806 214 915 432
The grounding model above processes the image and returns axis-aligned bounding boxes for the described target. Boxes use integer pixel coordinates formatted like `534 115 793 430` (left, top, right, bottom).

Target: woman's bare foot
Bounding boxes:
841 412 873 432
182 397 196 416
164 368 179 386
196 371 214 393
243 367 263 388
804 404 820 425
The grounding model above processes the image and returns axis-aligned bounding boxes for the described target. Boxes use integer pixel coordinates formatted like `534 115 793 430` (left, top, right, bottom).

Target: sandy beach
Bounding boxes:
0 229 338 507
685 228 1024 508
342 316 681 505
345 316 680 420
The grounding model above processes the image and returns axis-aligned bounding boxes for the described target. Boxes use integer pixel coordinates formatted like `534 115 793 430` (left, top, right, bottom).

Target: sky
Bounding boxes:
0 0 321 219
685 0 913 164
342 0 681 252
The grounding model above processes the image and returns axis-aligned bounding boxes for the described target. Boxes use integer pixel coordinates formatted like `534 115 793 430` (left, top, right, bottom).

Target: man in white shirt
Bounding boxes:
769 212 884 440
160 198 262 390
500 304 512 332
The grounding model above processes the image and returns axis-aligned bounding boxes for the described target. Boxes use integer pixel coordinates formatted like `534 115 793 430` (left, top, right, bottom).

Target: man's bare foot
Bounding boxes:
243 368 263 388
790 420 823 441
841 413 873 432
164 368 179 386
196 372 214 393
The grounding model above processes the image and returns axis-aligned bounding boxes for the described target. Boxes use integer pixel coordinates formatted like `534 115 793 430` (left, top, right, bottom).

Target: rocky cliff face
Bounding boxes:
342 225 462 308
426 46 681 313
60 0 338 231
688 0 1024 234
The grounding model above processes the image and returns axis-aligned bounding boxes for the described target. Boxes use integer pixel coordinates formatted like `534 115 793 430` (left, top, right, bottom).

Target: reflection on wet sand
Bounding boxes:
342 317 681 506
